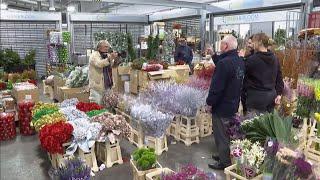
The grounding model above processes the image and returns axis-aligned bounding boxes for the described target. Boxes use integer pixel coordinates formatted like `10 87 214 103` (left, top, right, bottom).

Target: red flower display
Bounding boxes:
175 60 186 65
18 100 35 136
0 82 6 90
39 121 73 154
0 112 16 141
27 79 37 86
194 64 215 80
76 102 102 113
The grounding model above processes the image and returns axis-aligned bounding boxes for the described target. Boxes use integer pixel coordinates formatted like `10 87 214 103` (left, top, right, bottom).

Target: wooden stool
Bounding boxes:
78 143 99 172
145 135 168 155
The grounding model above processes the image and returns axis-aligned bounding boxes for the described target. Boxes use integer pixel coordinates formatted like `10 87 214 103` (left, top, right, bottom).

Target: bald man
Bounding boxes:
206 35 245 170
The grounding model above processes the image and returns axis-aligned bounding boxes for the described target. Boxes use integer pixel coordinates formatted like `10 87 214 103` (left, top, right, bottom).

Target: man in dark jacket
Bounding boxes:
174 38 193 65
206 35 245 170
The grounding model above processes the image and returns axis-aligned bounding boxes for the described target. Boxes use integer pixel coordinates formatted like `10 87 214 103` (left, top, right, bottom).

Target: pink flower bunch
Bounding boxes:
186 76 211 90
297 82 314 98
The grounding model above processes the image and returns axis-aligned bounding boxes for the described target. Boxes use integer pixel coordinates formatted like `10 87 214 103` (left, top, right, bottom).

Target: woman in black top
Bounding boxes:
243 33 284 113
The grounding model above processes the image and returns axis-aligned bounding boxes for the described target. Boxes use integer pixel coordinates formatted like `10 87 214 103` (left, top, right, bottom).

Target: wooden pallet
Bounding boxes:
78 143 99 172
224 164 263 180
145 135 168 155
97 141 123 168
146 168 174 180
130 159 161 180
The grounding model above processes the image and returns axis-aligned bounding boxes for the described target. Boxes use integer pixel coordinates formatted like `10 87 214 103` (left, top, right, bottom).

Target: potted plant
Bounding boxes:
23 49 36 70
130 148 160 180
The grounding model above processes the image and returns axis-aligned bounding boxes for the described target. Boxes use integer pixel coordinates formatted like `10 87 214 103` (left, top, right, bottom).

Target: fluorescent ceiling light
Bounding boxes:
67 6 76 12
0 3 8 10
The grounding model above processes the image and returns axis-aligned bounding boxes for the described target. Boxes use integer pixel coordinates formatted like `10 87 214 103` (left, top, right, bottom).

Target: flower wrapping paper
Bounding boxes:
0 112 16 141
18 100 35 136
59 106 89 122
66 118 102 154
130 102 174 137
59 98 79 108
91 112 131 141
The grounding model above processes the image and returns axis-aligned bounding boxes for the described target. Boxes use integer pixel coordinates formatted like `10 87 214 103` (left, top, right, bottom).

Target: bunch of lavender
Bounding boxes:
57 158 91 180
130 102 173 137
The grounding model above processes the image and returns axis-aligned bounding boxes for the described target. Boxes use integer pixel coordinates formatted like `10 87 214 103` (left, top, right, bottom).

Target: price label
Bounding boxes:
25 95 32 100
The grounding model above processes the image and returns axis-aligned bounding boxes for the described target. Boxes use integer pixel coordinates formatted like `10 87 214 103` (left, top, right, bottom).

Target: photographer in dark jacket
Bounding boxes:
243 33 284 113
174 38 193 66
206 35 245 170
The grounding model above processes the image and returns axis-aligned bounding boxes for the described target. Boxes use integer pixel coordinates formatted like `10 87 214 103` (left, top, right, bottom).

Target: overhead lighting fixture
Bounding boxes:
67 6 76 12
0 3 8 10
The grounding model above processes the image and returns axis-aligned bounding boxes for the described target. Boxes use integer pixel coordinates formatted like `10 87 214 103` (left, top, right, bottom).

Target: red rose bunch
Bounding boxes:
18 100 35 135
76 102 102 113
143 64 162 72
39 121 73 154
0 112 16 141
27 79 37 86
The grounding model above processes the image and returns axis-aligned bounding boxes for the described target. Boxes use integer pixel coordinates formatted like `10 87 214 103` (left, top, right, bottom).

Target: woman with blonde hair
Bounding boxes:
242 33 284 113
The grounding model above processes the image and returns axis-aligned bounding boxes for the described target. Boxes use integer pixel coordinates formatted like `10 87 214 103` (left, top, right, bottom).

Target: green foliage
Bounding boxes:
32 107 59 122
1 49 21 71
275 29 286 46
241 111 293 145
132 148 156 171
127 33 136 62
23 49 36 66
131 58 146 70
6 80 13 90
62 31 71 43
146 35 160 60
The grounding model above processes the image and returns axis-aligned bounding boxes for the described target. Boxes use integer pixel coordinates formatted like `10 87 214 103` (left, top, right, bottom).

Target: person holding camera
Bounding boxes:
89 40 118 104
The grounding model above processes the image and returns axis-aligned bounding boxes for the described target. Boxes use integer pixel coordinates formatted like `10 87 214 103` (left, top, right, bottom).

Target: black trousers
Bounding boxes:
212 114 231 165
246 89 276 113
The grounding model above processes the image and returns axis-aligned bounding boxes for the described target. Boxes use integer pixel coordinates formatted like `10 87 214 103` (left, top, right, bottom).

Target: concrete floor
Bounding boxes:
0 84 224 180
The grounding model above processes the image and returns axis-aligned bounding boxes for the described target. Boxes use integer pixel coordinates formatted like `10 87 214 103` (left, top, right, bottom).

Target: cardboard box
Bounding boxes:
117 66 131 75
130 70 139 94
148 70 173 81
53 76 66 102
12 83 39 104
60 86 90 102
168 65 190 82
3 97 15 111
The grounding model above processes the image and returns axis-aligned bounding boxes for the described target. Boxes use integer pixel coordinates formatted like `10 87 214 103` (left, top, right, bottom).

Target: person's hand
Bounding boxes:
275 95 282 105
205 105 212 113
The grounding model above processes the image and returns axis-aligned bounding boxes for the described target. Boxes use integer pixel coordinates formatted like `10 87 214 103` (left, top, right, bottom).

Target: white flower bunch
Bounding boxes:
59 106 89 121
245 142 266 172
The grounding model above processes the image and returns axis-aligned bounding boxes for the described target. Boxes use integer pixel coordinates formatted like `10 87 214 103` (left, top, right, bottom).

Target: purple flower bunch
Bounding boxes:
186 76 211 90
226 114 245 140
264 138 279 157
142 81 207 117
163 164 216 180
297 81 314 98
57 157 91 180
293 157 313 179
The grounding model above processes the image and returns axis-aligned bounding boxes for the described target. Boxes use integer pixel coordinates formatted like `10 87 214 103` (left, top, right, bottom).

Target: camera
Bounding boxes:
108 48 127 59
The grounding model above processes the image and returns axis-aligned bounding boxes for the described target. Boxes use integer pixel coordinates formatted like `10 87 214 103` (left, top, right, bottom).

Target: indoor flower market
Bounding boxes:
0 0 320 179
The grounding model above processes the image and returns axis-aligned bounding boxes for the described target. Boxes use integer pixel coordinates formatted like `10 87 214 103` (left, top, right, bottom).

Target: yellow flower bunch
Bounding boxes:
315 113 320 123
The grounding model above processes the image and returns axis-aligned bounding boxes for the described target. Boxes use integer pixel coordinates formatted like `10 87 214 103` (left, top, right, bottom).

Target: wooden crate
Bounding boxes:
97 141 123 168
178 116 200 146
167 115 181 139
78 143 99 172
146 168 174 180
130 126 144 148
53 76 66 102
130 159 161 180
196 108 213 137
305 119 320 163
145 135 168 156
224 164 263 180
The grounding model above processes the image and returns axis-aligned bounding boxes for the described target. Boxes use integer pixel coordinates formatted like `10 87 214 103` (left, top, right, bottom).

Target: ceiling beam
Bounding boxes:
76 0 222 10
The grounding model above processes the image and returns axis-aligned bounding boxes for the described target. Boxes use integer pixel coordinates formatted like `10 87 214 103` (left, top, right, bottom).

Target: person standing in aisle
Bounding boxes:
243 33 284 113
88 40 118 104
206 35 245 170
174 37 193 67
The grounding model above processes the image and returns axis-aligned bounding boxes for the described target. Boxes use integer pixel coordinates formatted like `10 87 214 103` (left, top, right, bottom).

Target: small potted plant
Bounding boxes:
130 148 160 180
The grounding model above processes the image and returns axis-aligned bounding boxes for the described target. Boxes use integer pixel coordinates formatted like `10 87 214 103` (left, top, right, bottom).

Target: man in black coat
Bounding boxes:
206 35 245 170
174 38 193 66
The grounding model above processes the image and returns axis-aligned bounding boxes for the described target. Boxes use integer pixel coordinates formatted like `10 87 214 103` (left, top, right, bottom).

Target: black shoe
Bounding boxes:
208 161 230 170
211 155 220 161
